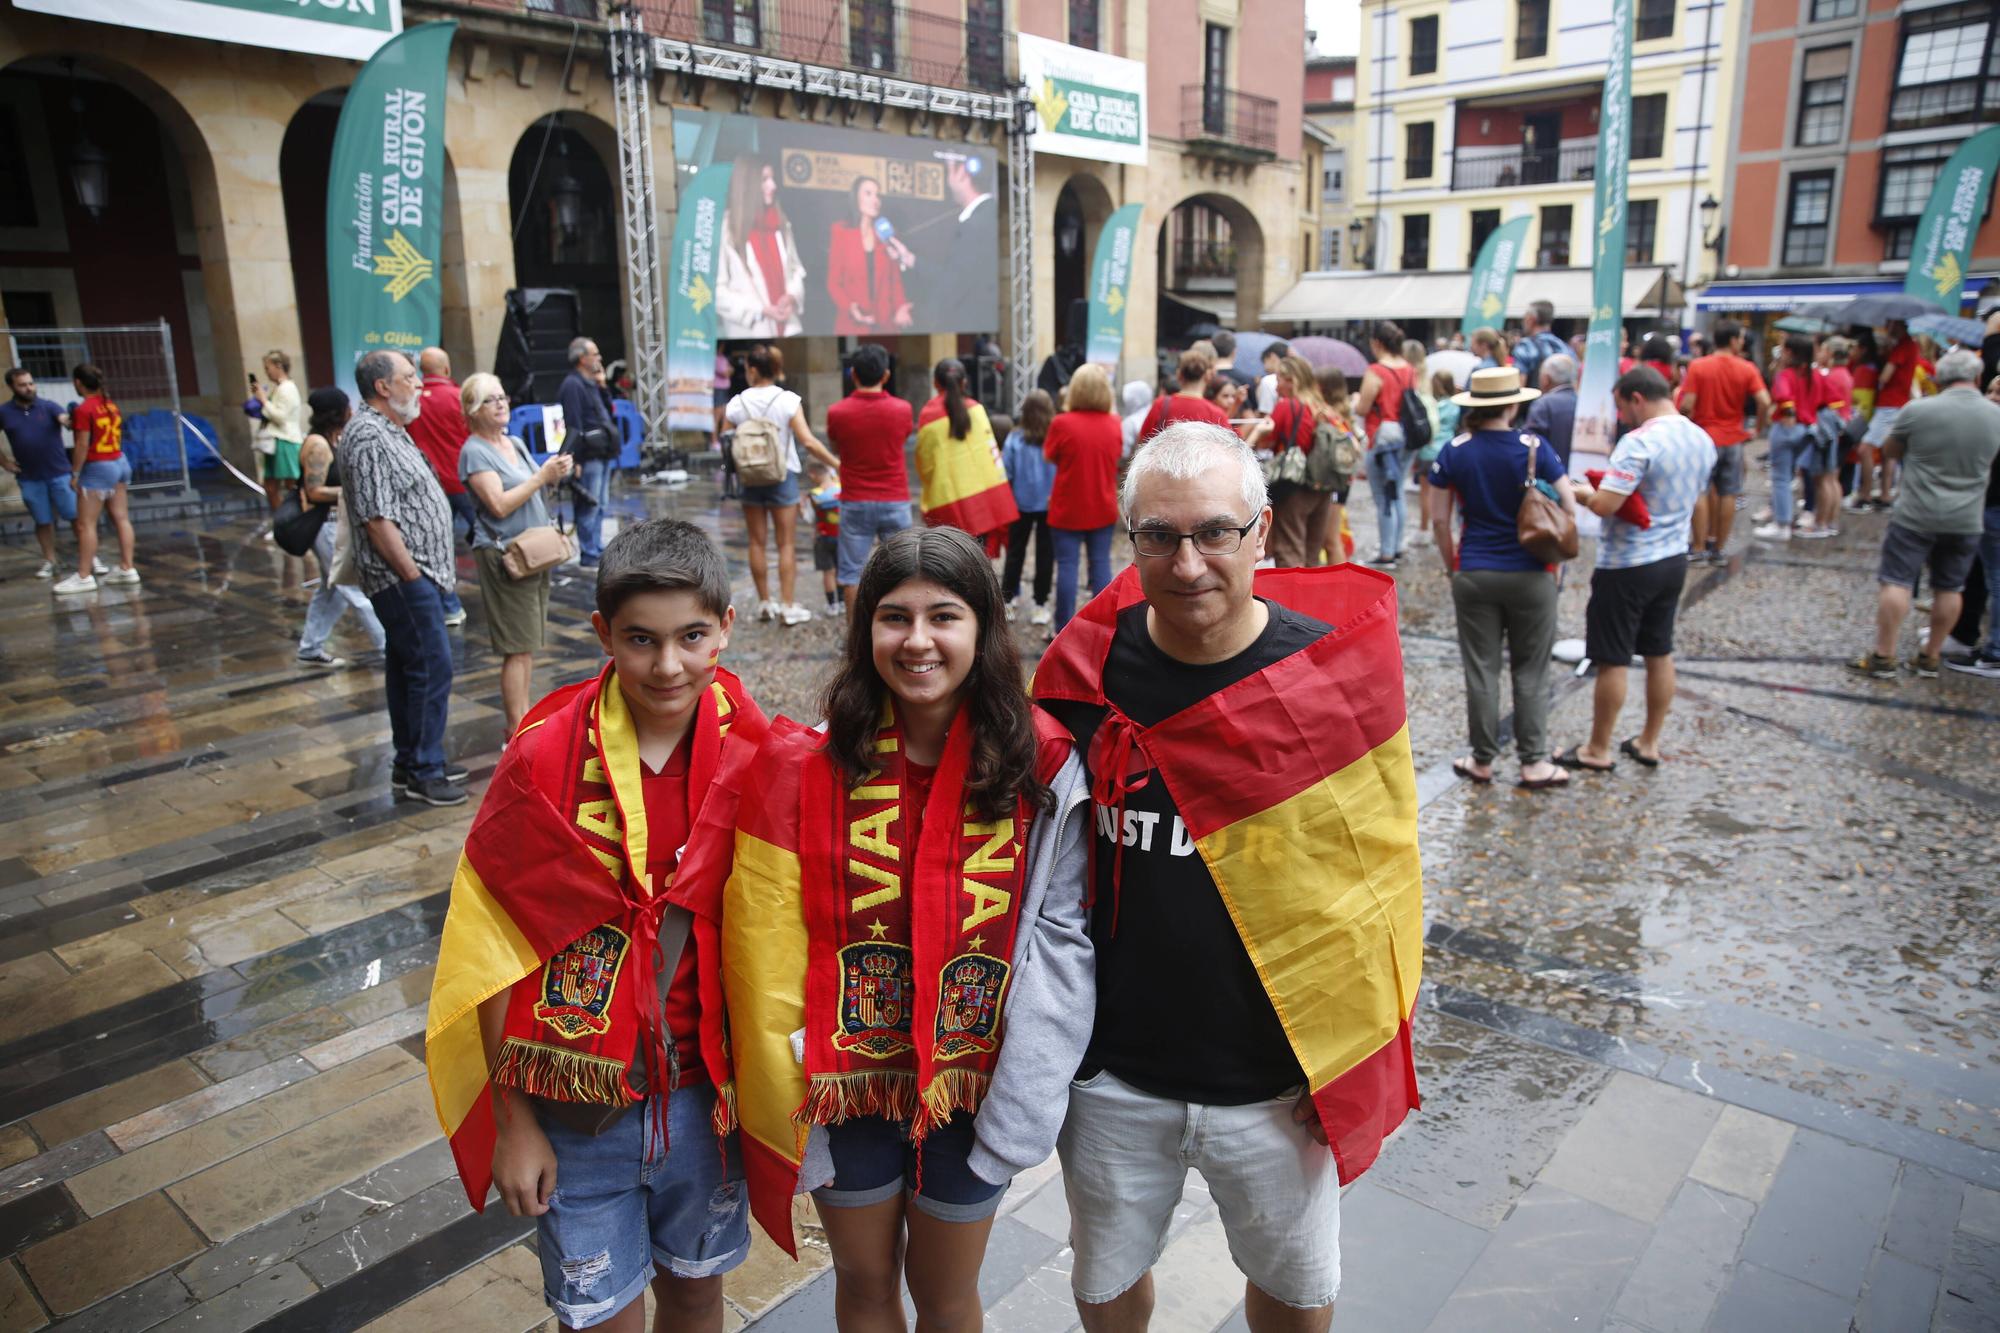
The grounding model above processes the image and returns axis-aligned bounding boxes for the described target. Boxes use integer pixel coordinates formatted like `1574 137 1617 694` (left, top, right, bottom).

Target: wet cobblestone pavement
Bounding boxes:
0 463 1995 1331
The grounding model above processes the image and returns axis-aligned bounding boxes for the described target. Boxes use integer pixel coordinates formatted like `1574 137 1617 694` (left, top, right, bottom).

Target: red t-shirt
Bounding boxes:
826 389 914 503
72 395 122 462
642 735 703 1081
1771 366 1822 425
1138 392 1229 445
1679 353 1765 447
1363 363 1414 443
1043 410 1123 530
1876 338 1920 408
405 375 469 495
1819 366 1854 419
1268 398 1321 453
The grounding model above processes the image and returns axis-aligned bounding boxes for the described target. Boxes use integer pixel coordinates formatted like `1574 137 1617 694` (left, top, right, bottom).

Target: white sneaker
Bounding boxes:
1843 494 1870 512
52 573 97 594
34 560 52 579
1752 523 1791 542
1030 603 1052 627
1752 506 1774 524
442 608 467 627
1945 634 1981 658
756 599 779 622
779 603 813 626
92 558 109 574
1794 513 1817 532
101 566 140 586
1797 525 1837 540
1005 595 1022 622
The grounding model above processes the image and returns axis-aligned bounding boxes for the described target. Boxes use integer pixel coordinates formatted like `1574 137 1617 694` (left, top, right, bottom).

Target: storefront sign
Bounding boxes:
1461 217 1530 336
19 0 402 62
1018 34 1148 166
1571 0 1632 467
326 21 453 373
1904 126 2000 310
1086 204 1142 369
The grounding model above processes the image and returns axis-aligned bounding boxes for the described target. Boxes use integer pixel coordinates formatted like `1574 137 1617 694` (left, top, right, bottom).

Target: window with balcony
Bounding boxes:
1405 122 1435 179
1469 208 1500 265
1811 0 1859 19
851 0 896 72
1069 0 1100 51
1889 2 1999 131
1410 15 1439 76
1636 0 1675 41
1402 213 1431 270
1626 199 1657 263
1517 0 1550 60
1797 47 1849 146
1538 204 1572 266
702 0 759 47
1204 24 1231 135
1631 93 1667 159
1783 171 1835 266
967 0 1007 90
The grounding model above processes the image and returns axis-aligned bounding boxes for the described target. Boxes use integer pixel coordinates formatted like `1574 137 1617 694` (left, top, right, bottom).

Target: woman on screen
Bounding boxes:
716 156 807 338
826 175 914 335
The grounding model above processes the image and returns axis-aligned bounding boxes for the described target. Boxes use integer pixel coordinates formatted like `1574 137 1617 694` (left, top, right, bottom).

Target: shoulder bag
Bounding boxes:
1516 433 1578 563
483 436 574 579
1272 404 1314 488
272 445 337 556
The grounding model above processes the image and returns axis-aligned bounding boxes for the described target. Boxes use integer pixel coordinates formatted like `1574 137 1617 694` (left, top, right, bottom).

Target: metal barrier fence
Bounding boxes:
1 321 191 493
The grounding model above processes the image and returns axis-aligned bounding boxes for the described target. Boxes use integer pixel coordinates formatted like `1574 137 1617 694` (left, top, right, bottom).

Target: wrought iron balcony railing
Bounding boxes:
1450 142 1596 192
1181 85 1278 156
639 0 1012 93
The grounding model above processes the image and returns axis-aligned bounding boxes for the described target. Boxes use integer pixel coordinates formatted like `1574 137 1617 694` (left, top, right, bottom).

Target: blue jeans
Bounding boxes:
1984 505 2000 657
17 474 76 527
815 1112 1007 1222
1767 422 1811 526
440 490 478 616
837 499 914 586
1053 523 1115 628
1366 422 1408 558
366 575 454 782
574 457 611 563
300 522 384 656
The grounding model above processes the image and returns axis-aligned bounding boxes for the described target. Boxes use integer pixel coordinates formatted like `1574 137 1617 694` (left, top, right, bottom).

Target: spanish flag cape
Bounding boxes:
1033 563 1422 1183
915 395 1018 537
425 663 767 1209
670 705 1069 1255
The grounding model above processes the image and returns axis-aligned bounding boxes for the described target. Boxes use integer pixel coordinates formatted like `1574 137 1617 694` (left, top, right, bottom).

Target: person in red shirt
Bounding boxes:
1678 320 1772 562
1807 338 1856 537
1137 350 1231 446
1352 322 1418 565
825 344 916 612
1245 354 1338 567
405 347 473 623
1857 319 1922 509
58 363 138 594
1043 364 1123 630
1754 336 1825 542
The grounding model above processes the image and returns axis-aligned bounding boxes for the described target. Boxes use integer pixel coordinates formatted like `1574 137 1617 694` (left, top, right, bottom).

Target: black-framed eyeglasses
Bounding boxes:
478 394 509 409
1128 522 1257 559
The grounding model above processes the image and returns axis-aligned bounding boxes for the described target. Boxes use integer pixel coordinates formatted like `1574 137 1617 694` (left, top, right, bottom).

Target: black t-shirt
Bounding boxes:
1046 598 1331 1105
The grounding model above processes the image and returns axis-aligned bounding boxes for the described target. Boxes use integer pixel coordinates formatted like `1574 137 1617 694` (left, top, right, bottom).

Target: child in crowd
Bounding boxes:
804 460 843 616
999 390 1057 626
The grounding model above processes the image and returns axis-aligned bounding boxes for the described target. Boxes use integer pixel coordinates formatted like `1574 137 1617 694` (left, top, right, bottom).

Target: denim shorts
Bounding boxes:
1058 1069 1339 1309
532 1084 750 1328
814 1111 1008 1222
77 457 131 496
17 475 76 526
836 499 915 586
740 469 800 509
1708 445 1745 496
1862 406 1901 448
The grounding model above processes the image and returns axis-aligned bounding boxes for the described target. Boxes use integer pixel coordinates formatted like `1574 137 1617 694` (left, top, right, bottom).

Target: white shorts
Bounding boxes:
1057 1069 1340 1309
1862 406 1901 448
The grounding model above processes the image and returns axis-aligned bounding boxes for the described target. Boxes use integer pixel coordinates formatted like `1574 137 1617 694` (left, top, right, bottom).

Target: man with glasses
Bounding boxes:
1034 422 1423 1333
343 349 467 807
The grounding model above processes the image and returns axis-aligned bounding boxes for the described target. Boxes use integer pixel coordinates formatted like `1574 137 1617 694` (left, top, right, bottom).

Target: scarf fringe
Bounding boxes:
802 1070 920 1126
914 1067 991 1137
493 1037 637 1106
711 1078 740 1136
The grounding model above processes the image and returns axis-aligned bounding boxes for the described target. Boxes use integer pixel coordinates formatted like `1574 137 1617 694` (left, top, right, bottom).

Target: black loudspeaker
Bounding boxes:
493 288 583 406
1065 298 1088 348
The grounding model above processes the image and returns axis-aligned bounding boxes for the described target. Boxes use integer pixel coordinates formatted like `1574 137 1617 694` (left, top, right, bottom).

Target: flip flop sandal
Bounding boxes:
1451 758 1494 785
1552 745 1616 773
1620 738 1661 768
1517 771 1571 791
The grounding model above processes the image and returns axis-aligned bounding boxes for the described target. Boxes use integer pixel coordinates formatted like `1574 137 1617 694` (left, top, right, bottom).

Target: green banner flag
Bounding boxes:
1571 0 1632 463
1462 216 1531 336
1903 125 2000 310
326 21 455 376
666 163 733 433
1086 204 1143 369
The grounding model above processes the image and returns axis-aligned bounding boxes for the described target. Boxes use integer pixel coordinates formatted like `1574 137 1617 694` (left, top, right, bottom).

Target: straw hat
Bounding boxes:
1450 365 1542 408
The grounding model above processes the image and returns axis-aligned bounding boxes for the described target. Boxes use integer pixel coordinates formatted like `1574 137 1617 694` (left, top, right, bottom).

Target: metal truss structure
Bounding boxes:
608 5 673 463
1004 100 1035 412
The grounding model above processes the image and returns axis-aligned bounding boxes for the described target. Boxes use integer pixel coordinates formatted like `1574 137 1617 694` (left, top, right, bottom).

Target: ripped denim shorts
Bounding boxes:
533 1082 750 1328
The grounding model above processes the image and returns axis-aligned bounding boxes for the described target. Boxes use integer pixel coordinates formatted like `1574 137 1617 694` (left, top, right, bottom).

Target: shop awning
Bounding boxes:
1263 266 1679 324
1694 275 1995 312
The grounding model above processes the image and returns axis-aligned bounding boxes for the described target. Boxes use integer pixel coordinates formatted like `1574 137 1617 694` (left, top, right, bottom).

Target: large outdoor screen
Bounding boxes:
672 110 1001 339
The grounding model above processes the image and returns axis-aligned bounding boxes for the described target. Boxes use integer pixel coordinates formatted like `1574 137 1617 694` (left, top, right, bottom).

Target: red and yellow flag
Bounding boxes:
915 397 1018 537
1034 564 1422 1182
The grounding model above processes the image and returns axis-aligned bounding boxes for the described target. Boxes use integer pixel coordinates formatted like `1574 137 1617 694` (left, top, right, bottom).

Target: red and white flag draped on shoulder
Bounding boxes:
424 663 767 1210
1033 563 1423 1183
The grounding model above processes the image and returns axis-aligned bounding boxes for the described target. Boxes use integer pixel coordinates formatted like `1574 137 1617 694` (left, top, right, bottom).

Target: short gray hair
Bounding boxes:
1121 422 1269 526
1540 353 1577 388
567 336 595 367
1936 348 1983 387
354 350 408 403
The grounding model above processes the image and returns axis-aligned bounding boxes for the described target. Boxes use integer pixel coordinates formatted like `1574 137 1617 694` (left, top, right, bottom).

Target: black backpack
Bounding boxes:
1397 374 1432 455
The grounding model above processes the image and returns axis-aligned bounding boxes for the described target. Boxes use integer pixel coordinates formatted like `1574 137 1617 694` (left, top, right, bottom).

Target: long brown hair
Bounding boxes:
724 155 784 257
933 357 972 439
821 528 1050 819
1016 389 1054 445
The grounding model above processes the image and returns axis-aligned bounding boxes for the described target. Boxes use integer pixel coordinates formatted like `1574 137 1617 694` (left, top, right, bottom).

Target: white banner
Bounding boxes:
1018 34 1148 166
18 0 403 62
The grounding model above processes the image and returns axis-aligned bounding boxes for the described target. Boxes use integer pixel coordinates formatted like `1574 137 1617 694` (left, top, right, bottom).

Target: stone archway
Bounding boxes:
1156 192 1264 345
509 113 626 369
1052 172 1116 348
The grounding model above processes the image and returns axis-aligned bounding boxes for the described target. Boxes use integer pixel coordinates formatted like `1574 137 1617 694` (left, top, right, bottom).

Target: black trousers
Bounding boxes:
1002 510 1054 604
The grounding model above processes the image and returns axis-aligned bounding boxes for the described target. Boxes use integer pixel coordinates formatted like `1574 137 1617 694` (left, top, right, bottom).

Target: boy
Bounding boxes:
803 461 841 616
426 519 768 1333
